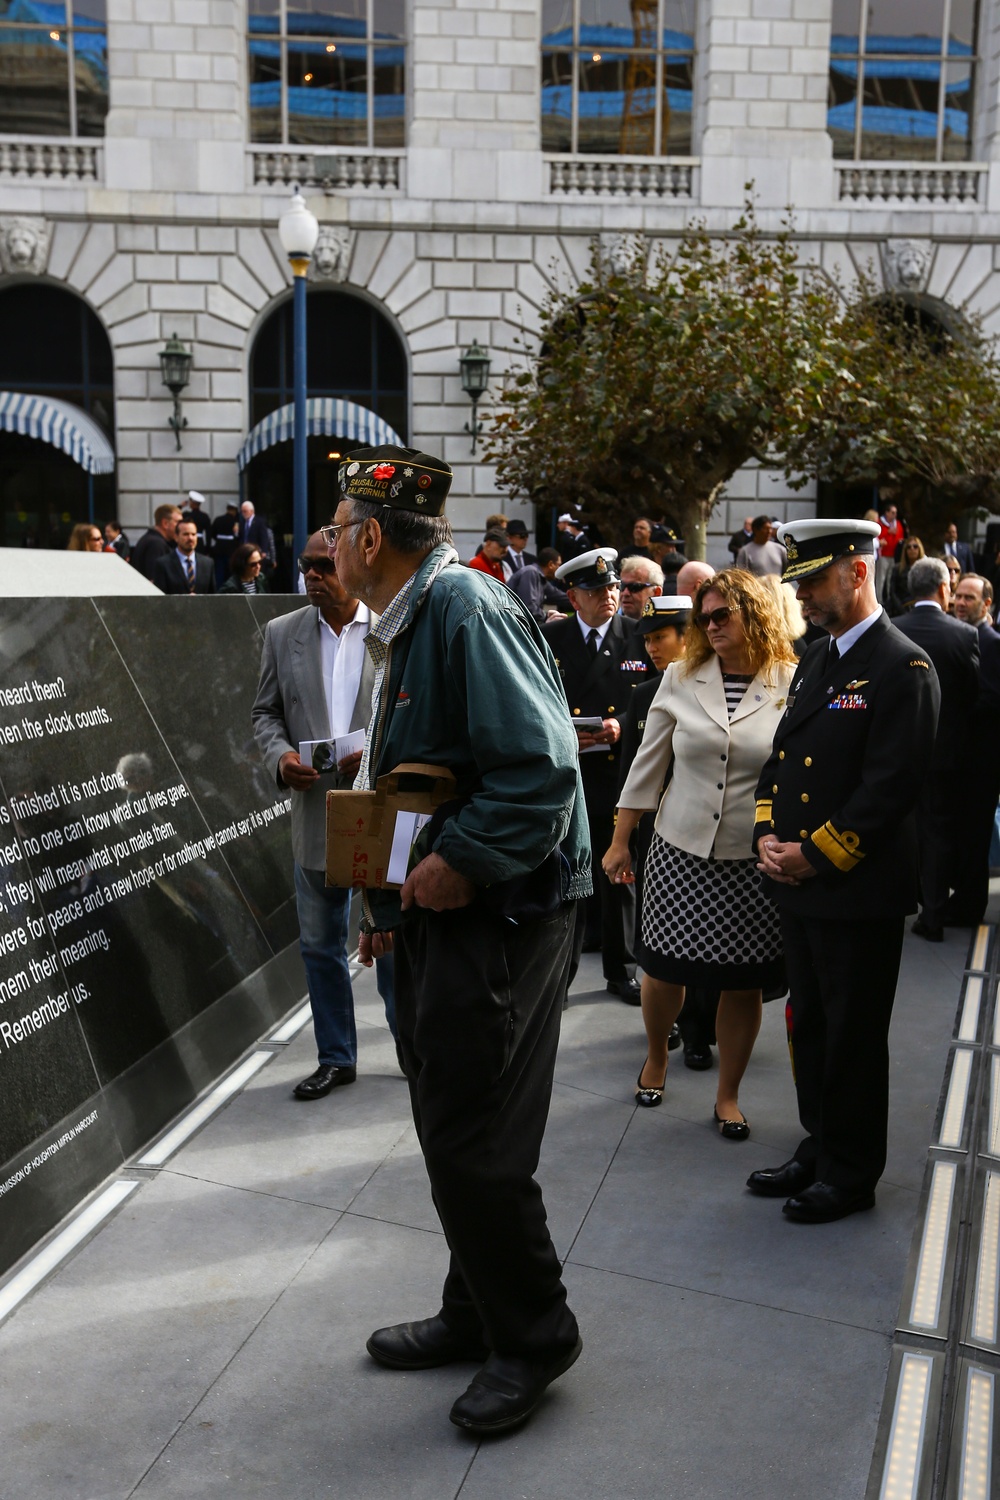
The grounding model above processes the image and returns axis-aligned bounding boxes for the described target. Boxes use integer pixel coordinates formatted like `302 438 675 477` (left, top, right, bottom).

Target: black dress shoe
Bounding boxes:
782 1181 876 1224
635 1058 666 1108
293 1064 357 1100
683 1043 712 1071
911 917 943 942
667 1023 681 1051
366 1315 489 1370
713 1105 749 1141
746 1158 815 1198
449 1338 583 1435
607 978 641 1004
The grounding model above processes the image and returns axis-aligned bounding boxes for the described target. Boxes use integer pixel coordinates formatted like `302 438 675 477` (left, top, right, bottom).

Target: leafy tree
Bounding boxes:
780 283 1000 546
486 203 841 558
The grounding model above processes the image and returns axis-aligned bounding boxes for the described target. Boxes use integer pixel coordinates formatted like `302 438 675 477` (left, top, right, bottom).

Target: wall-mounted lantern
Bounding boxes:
159 332 192 450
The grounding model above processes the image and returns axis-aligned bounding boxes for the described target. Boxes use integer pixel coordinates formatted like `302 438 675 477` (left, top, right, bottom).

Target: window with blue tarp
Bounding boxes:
828 0 979 161
0 0 107 137
541 0 695 156
248 0 404 149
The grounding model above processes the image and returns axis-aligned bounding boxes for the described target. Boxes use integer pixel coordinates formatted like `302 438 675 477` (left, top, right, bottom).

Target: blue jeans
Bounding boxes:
294 864 396 1067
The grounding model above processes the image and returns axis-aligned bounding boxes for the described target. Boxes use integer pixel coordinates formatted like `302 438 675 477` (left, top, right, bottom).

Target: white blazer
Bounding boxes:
619 654 795 860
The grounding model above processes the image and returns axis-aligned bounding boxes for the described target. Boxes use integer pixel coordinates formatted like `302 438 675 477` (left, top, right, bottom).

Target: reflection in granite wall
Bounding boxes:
0 594 306 1274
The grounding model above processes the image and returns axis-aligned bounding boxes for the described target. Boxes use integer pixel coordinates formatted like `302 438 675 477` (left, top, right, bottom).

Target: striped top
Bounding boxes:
722 673 753 720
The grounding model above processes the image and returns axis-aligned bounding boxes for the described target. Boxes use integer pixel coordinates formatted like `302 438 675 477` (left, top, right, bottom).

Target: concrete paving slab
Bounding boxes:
0 1171 338 1500
129 1218 484 1500
458 1261 888 1500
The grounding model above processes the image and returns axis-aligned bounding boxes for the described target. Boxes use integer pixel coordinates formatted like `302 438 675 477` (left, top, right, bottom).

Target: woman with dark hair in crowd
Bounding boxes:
603 569 795 1140
219 542 269 594
67 522 104 552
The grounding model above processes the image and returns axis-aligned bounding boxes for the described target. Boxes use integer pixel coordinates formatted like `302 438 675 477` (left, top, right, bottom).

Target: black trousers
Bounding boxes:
582 802 636 981
944 740 1000 924
780 912 904 1193
394 901 580 1359
915 770 958 929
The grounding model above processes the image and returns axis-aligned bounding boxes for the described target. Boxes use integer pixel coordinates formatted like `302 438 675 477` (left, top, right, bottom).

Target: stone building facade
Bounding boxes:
0 0 998 563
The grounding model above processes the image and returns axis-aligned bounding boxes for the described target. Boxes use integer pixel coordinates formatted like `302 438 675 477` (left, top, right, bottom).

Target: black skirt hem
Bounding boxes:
636 942 786 991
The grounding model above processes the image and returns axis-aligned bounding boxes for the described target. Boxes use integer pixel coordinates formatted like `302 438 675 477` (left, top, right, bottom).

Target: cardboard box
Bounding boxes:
325 762 457 890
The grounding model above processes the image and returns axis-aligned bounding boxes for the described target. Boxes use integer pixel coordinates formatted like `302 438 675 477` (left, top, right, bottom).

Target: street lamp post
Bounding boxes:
278 187 319 568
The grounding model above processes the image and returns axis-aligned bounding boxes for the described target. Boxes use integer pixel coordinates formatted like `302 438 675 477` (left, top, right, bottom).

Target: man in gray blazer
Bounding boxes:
252 531 395 1098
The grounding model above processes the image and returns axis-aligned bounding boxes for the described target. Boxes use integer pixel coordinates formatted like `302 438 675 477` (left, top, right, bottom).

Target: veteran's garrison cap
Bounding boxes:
635 594 692 635
776 518 880 584
338 445 452 515
555 547 620 588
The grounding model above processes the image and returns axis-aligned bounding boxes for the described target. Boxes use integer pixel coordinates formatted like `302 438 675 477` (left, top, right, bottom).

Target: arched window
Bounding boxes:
245 287 408 552
541 0 695 157
0 283 115 547
829 0 980 161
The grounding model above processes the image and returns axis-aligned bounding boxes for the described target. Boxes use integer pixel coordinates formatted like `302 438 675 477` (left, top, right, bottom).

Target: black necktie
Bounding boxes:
586 628 599 659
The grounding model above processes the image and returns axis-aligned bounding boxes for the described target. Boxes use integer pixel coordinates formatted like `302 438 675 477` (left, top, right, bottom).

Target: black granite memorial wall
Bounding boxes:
0 593 307 1276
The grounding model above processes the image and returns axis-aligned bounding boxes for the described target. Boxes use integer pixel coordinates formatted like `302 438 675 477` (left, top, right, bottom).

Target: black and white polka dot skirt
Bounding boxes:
638 832 785 989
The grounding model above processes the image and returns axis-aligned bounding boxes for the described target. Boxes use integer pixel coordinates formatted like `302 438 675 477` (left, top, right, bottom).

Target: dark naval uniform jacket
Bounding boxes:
753 612 940 917
543 614 653 808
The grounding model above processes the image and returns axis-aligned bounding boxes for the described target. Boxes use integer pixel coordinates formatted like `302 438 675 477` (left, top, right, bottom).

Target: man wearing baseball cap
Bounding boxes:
329 445 590 1433
748 519 940 1223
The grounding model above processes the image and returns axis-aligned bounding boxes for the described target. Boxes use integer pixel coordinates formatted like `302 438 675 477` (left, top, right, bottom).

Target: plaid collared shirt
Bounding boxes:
355 570 418 791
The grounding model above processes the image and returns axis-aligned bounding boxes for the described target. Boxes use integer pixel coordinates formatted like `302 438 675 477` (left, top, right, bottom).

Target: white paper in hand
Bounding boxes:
387 809 432 885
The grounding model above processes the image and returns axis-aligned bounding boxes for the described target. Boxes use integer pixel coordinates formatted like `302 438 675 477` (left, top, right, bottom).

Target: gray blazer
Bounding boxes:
252 604 379 870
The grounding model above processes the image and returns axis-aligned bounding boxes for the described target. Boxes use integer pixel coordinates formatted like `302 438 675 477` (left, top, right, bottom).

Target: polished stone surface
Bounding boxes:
0 595 303 1273
0 921 970 1499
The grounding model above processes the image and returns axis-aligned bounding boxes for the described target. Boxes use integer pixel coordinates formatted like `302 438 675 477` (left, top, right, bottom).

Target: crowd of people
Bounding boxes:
238 443 1000 1438
68 491 277 594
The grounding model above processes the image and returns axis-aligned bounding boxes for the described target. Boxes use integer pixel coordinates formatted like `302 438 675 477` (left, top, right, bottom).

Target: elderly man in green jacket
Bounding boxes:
328 445 591 1437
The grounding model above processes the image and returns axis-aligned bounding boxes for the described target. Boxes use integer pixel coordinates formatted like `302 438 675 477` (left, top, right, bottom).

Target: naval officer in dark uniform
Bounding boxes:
544 548 652 1001
749 519 940 1223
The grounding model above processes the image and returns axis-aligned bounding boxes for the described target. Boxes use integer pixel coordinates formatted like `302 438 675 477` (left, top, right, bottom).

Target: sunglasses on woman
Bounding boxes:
695 606 731 629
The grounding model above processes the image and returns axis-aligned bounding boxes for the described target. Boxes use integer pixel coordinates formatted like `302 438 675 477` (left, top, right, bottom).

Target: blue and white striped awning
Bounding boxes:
237 398 403 472
0 391 115 474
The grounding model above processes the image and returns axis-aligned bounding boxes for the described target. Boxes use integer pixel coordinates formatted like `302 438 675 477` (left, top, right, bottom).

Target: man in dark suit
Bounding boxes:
942 573 1000 926
894 556 979 940
942 522 975 574
239 501 276 568
750 519 940 1223
501 519 536 579
152 518 217 594
544 548 652 1002
131 503 182 580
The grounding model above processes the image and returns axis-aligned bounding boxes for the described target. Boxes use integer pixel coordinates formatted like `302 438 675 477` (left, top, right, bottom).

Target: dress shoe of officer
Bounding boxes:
293 1064 357 1100
746 1158 815 1198
449 1338 583 1435
607 978 641 1005
684 1043 713 1071
366 1315 489 1370
782 1181 876 1224
911 917 943 943
667 1023 681 1051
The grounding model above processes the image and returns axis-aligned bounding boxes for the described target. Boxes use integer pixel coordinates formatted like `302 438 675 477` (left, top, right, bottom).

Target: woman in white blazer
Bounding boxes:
604 570 796 1138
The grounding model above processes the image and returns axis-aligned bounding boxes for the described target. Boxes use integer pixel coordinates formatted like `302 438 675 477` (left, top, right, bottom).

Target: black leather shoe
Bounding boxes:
667 1023 681 1051
607 978 641 1005
911 917 943 942
713 1105 749 1141
366 1315 489 1370
293 1064 357 1099
449 1338 583 1435
782 1181 876 1224
683 1044 712 1071
746 1158 815 1198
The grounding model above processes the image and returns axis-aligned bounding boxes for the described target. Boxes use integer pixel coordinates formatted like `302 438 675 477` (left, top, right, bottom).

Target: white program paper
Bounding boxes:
387 810 432 885
573 715 607 755
298 729 366 772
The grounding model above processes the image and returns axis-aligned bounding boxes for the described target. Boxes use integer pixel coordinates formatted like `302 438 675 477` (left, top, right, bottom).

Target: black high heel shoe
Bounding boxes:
635 1059 667 1108
713 1105 750 1141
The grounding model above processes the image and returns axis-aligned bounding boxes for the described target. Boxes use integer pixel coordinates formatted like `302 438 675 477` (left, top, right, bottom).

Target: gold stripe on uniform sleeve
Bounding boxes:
810 821 864 872
754 799 773 826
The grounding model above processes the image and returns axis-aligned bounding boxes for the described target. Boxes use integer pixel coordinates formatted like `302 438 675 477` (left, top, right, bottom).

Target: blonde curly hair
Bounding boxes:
682 568 798 682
